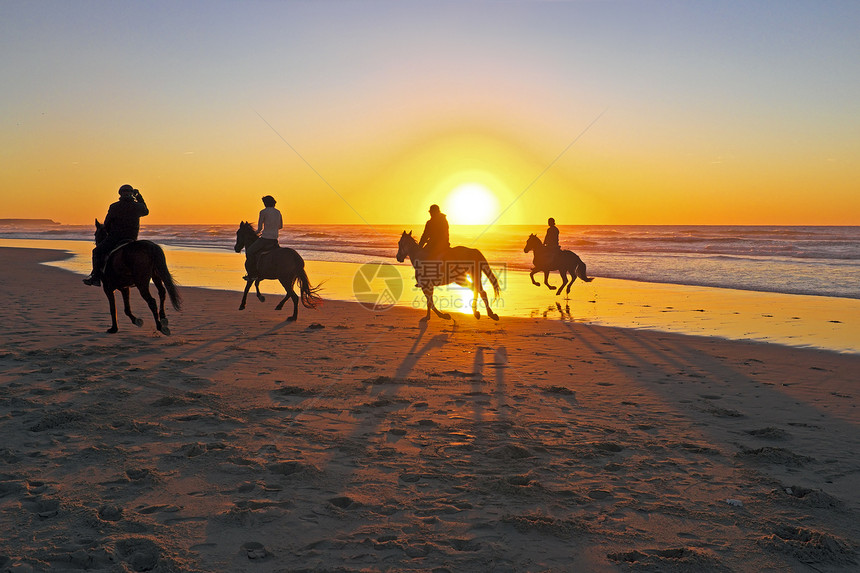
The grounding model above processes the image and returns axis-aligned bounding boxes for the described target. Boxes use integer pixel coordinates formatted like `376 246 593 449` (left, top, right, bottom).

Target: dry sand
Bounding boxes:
1 246 858 572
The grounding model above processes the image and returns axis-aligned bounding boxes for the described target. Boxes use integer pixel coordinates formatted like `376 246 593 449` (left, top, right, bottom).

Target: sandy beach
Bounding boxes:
1 245 858 572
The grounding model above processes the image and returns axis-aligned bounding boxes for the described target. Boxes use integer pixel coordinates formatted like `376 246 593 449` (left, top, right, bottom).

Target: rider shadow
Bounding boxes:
467 345 507 424
392 321 451 382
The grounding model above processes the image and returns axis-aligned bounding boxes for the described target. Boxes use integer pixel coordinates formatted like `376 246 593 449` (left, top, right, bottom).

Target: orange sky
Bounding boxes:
2 3 859 226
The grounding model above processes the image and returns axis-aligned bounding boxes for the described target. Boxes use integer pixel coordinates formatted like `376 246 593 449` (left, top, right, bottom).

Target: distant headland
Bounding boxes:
0 219 61 226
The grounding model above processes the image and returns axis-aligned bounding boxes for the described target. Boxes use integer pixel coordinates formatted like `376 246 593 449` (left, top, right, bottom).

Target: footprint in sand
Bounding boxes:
759 525 856 565
113 538 162 571
97 505 123 521
241 541 271 560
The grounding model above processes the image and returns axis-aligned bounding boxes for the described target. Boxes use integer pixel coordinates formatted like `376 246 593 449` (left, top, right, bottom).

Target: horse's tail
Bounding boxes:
297 266 323 309
153 245 182 311
575 259 593 283
480 259 501 299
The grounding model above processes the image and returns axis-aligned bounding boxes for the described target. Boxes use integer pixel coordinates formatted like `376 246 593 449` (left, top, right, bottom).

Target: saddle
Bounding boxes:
100 239 135 273
252 244 280 276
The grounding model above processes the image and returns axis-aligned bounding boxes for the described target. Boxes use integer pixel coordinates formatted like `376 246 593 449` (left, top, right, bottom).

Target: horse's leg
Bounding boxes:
137 282 169 335
239 280 253 310
543 270 555 289
255 279 265 303
471 285 481 319
478 287 499 321
153 276 168 325
422 287 450 321
275 277 299 321
566 265 577 295
556 270 569 296
529 268 541 286
104 286 120 333
121 287 143 327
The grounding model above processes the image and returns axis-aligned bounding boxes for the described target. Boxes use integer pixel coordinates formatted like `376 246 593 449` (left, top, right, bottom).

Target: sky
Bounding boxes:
2 1 859 226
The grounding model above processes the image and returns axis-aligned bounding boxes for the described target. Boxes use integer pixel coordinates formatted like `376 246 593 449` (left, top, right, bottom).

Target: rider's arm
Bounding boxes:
418 221 431 247
136 195 149 217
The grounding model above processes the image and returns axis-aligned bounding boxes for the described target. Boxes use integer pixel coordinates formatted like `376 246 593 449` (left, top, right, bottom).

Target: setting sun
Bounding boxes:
443 183 501 225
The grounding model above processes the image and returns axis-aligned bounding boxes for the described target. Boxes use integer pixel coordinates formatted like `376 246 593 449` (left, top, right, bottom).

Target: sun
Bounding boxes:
443 183 500 225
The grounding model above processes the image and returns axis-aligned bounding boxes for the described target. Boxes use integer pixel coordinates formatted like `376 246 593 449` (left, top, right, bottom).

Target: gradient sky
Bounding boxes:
2 1 858 226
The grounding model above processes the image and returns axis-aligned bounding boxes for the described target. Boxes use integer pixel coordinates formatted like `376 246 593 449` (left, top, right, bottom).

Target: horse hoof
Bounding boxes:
239 305 245 310
287 316 297 322
106 327 118 334
441 313 452 320
474 312 481 319
489 313 500 321
257 295 266 303
275 305 284 311
161 317 169 326
133 318 144 327
159 326 171 335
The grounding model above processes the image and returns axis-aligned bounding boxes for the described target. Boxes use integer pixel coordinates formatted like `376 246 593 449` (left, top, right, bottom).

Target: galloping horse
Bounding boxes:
234 221 322 320
397 231 501 321
92 220 181 334
524 233 593 296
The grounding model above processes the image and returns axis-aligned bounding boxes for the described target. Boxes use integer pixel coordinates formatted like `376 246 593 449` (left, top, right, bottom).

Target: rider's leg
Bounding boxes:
244 240 263 279
84 240 112 286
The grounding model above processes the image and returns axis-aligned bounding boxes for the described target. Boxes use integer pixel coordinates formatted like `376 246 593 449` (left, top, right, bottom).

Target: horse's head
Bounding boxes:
396 231 415 263
234 221 256 253
94 219 107 245
524 233 540 253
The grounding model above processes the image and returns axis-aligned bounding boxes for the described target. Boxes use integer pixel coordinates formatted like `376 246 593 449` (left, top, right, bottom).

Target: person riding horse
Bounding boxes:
416 204 451 286
418 204 450 260
83 184 149 287
543 217 562 267
244 195 283 280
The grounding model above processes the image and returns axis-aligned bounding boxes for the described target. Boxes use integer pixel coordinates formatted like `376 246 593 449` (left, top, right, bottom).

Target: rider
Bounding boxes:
244 194 283 280
83 184 149 287
543 217 562 267
418 204 450 260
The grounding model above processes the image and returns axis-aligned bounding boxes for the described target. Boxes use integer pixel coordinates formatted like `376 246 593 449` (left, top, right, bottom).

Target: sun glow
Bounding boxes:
443 183 500 225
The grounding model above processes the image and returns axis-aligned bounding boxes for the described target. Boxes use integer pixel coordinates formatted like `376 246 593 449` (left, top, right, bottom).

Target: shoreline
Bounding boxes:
2 238 858 354
1 245 858 571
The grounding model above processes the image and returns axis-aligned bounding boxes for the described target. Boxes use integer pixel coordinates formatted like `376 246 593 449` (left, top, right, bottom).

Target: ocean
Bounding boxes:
3 222 858 300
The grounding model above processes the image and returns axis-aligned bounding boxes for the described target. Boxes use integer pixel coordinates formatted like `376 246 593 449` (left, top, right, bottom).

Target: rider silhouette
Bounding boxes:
418 204 450 260
244 195 283 280
83 184 149 287
543 217 561 266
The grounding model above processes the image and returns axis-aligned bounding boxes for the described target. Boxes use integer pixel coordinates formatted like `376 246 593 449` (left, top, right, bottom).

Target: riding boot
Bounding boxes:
83 268 101 287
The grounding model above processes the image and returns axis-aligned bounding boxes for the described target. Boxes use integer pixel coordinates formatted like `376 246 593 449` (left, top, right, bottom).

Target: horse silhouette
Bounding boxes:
524 233 592 296
92 220 181 334
397 231 500 321
234 221 322 320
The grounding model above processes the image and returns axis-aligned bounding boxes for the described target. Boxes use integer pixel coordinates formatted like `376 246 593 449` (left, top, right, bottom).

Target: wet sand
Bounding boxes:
1 246 858 572
4 238 858 353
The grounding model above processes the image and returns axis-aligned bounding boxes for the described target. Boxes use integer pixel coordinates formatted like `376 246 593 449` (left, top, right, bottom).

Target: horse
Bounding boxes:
233 221 322 320
396 231 501 322
524 233 593 296
92 220 181 334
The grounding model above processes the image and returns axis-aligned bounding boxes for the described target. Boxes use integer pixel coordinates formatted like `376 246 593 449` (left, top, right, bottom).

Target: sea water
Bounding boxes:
4 223 857 299
2 223 858 352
